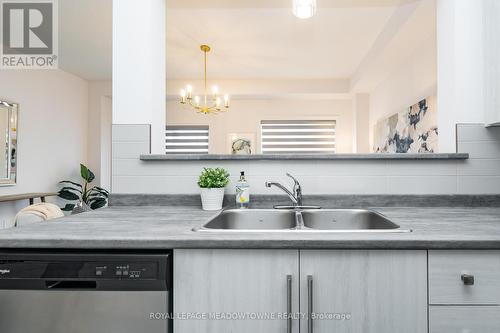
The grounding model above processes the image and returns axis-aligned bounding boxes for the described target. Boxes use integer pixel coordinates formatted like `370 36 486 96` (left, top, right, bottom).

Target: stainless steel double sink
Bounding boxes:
195 209 411 233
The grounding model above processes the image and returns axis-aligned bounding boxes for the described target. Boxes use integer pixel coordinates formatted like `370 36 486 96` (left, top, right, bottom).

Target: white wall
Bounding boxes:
100 96 112 190
353 94 370 153
167 98 354 154
167 79 350 98
369 35 437 151
88 80 112 188
0 70 89 227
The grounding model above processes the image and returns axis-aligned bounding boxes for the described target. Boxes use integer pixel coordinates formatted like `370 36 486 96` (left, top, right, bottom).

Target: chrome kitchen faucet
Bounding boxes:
265 173 303 206
265 173 321 210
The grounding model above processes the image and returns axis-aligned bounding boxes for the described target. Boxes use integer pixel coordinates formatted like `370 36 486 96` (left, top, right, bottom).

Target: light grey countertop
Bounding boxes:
140 153 469 161
0 205 499 249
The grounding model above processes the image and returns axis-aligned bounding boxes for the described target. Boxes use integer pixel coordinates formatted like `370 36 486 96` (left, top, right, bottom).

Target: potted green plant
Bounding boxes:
198 167 230 210
58 164 109 214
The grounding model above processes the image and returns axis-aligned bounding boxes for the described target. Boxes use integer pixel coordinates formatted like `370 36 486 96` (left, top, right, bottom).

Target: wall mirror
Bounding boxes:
0 100 18 186
165 0 442 157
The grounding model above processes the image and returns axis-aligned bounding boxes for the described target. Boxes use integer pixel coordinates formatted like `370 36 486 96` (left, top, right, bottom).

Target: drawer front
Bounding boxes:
430 306 500 333
429 250 500 305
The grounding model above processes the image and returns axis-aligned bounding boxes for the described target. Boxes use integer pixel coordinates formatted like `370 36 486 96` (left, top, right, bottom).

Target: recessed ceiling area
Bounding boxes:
166 6 397 80
167 0 434 88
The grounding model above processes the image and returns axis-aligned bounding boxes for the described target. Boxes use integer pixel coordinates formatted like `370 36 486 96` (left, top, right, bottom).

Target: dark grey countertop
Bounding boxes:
0 205 499 249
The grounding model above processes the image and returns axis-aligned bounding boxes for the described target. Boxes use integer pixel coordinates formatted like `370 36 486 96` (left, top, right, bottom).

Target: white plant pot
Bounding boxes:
200 187 225 211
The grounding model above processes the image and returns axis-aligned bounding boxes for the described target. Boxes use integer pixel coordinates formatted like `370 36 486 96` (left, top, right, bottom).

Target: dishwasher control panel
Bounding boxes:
0 254 170 282
0 252 171 292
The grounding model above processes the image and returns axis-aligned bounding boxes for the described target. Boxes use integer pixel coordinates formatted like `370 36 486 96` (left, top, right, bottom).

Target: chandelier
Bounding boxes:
180 45 229 115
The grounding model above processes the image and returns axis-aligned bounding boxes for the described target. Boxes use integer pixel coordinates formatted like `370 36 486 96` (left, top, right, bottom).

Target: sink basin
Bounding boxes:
198 209 296 231
301 209 403 231
195 209 411 233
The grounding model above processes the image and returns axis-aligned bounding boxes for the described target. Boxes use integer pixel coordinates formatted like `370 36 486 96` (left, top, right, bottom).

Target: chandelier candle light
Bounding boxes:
180 45 229 115
293 0 317 19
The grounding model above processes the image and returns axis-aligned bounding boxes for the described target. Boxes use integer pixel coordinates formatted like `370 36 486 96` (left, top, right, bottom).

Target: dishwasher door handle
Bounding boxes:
45 280 98 289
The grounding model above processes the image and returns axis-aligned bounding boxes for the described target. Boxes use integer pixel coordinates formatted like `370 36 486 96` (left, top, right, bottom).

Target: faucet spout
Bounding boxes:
265 181 299 205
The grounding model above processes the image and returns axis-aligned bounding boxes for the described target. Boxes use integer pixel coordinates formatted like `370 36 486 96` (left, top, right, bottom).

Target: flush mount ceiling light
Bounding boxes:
293 0 317 19
180 45 229 115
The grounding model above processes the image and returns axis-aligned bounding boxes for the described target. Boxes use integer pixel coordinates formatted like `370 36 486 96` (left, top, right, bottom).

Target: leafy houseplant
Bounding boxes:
198 167 229 210
58 164 109 213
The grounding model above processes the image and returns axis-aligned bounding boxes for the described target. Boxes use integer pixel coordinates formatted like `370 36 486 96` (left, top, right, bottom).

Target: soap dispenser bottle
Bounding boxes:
235 171 250 209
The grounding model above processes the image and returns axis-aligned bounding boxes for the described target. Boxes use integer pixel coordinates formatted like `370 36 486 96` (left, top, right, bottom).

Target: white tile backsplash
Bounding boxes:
458 176 500 194
112 124 500 195
247 160 388 177
112 142 150 159
455 124 500 193
385 160 458 176
113 175 200 194
113 159 244 177
386 176 458 195
112 124 150 142
458 141 500 158
457 124 500 142
457 159 500 176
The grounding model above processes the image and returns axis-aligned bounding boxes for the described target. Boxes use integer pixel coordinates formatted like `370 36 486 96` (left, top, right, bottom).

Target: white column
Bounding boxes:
112 0 166 154
483 1 500 126
437 0 498 151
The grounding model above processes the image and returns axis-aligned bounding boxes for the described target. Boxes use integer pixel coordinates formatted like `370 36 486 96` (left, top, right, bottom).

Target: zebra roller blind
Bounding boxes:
261 120 336 154
165 125 209 154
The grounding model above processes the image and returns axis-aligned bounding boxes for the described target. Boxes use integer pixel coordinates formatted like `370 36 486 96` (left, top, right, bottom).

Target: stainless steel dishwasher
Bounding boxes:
0 251 171 333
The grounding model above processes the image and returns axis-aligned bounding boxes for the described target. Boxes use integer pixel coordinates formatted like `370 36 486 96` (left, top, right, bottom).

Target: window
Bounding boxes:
260 120 336 154
165 125 209 154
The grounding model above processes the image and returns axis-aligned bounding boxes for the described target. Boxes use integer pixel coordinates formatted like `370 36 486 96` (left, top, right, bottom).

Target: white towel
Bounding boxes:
14 203 64 227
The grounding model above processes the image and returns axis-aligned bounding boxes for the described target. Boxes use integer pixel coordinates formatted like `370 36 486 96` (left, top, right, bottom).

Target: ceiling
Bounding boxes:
166 0 418 9
57 0 433 92
58 0 112 80
166 6 397 80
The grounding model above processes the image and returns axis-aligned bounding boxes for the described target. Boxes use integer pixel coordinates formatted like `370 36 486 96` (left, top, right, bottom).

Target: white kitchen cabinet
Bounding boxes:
430 306 500 333
299 250 427 333
174 249 299 333
428 250 500 332
174 249 427 333
429 250 500 305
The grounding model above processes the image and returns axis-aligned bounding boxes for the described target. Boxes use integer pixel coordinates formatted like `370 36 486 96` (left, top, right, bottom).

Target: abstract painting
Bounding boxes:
373 97 438 153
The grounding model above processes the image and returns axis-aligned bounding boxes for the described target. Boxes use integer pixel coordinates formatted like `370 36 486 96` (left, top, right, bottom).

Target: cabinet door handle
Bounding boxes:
461 274 475 285
307 275 313 333
287 275 292 333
